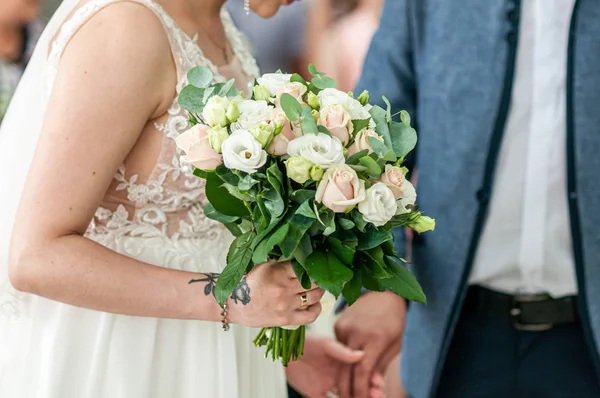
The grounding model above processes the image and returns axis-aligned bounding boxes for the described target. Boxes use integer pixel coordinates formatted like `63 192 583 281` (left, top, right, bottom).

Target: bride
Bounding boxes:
0 0 385 397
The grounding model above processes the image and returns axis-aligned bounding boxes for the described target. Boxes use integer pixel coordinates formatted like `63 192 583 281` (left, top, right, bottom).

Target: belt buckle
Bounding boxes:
510 294 554 332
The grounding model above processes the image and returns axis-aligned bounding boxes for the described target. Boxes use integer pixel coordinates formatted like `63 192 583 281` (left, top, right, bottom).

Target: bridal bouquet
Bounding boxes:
176 65 434 366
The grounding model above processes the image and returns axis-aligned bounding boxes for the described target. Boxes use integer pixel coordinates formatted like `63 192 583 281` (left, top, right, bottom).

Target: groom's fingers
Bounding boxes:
353 341 384 398
337 364 353 398
293 301 322 325
324 340 365 364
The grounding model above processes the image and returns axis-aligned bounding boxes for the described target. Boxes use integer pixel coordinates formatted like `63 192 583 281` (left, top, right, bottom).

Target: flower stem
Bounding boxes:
253 326 307 366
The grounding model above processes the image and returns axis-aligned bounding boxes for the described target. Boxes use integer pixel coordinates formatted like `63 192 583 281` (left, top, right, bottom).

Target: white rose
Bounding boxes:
358 182 397 227
203 96 230 127
287 133 345 168
231 100 274 131
256 73 293 96
396 180 417 215
318 88 372 122
221 130 268 174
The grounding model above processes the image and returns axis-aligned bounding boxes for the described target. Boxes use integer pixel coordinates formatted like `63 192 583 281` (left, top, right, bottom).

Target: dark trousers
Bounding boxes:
437 302 600 398
288 385 303 398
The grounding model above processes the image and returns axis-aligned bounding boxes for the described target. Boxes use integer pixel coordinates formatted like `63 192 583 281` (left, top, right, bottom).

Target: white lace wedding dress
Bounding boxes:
0 1 287 397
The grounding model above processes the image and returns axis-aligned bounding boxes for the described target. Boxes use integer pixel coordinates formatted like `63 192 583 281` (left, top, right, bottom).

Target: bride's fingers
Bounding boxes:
294 288 325 309
369 387 386 398
371 373 385 388
292 301 322 325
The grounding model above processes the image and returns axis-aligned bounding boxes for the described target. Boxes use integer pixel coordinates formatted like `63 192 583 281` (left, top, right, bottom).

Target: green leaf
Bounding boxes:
383 150 398 162
280 93 303 122
345 149 369 165
342 266 363 306
352 211 368 232
252 224 290 264
389 121 418 159
382 96 392 122
291 259 312 290
381 256 427 304
338 218 355 230
214 231 254 306
216 164 240 186
301 106 319 134
238 175 260 191
305 250 353 298
368 137 391 159
266 162 285 197
351 119 370 135
203 203 240 224
317 125 332 136
293 234 313 266
218 79 235 97
202 86 216 103
312 76 337 90
348 164 369 173
205 172 248 217
363 247 392 279
187 67 213 88
324 213 336 236
296 200 317 219
369 106 393 149
357 227 393 251
308 63 324 77
262 187 285 218
222 183 254 202
328 237 355 265
193 168 208 179
291 189 316 204
178 85 206 113
400 110 411 126
359 156 382 178
280 214 315 258
291 73 308 86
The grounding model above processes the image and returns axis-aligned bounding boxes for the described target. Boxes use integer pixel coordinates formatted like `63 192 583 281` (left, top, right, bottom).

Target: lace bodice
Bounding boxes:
47 0 260 242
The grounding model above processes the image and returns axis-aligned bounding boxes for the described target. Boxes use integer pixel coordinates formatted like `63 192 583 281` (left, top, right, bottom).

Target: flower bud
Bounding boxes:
411 216 436 234
226 101 240 123
357 90 370 106
312 109 320 122
285 155 314 184
253 85 272 102
207 125 230 153
250 122 274 147
307 91 320 109
310 164 324 181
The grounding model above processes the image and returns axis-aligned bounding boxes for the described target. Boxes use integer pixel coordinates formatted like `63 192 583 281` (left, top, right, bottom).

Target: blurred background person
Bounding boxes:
305 0 383 92
227 0 309 75
0 0 44 122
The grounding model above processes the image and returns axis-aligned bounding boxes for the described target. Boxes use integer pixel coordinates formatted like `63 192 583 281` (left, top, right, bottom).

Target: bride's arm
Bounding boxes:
8 4 323 327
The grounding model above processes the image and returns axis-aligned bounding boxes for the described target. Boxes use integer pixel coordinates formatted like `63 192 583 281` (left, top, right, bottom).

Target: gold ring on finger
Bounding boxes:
299 293 308 309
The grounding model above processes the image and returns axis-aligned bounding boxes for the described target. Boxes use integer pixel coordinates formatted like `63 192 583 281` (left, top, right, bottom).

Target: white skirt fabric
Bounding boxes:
0 231 287 398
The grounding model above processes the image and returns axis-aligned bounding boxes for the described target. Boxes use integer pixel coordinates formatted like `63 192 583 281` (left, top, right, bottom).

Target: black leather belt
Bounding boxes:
464 286 579 331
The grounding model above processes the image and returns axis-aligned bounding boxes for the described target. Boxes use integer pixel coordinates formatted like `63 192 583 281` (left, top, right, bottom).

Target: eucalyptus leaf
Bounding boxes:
301 106 319 134
280 93 303 122
382 96 392 122
369 106 393 149
202 86 216 103
291 73 308 86
214 231 255 306
308 63 324 77
400 110 411 126
312 76 337 90
345 149 369 165
187 66 213 88
305 250 354 298
368 137 390 158
389 121 418 159
218 79 235 97
351 119 370 135
359 156 382 178
178 85 206 113
317 125 332 136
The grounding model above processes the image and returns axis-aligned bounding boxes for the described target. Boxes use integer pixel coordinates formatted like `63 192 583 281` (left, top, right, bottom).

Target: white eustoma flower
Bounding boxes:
287 133 345 168
396 179 417 215
221 130 268 174
256 73 293 96
203 96 230 127
358 183 398 227
318 88 372 122
231 100 274 131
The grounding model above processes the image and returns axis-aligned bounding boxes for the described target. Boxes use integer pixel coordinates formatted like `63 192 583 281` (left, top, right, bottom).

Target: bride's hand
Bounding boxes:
286 335 386 398
227 261 325 328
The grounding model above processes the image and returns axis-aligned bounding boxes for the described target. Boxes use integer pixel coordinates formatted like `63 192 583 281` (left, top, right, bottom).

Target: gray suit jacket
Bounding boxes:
356 0 600 396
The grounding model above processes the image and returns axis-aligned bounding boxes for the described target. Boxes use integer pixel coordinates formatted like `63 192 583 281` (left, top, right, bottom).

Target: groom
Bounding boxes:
334 0 600 397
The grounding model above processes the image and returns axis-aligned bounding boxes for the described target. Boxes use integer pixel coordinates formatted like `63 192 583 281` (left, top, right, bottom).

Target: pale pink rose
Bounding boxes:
316 164 366 213
318 105 351 144
268 108 300 156
379 165 406 199
347 129 384 157
175 124 223 170
276 82 308 106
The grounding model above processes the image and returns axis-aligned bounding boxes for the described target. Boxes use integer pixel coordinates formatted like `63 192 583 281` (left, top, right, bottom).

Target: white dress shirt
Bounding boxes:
469 0 578 298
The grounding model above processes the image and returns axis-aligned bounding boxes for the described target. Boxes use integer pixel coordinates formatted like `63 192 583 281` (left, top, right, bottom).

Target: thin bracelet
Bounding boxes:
220 303 230 331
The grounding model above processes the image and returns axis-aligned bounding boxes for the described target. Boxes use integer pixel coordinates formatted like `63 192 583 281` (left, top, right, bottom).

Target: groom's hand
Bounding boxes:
334 292 406 398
